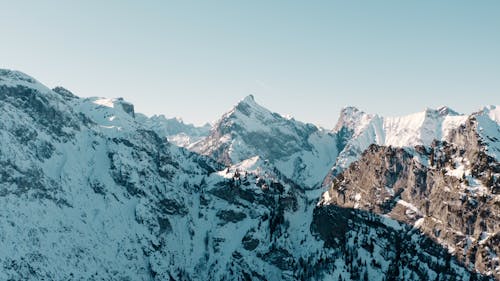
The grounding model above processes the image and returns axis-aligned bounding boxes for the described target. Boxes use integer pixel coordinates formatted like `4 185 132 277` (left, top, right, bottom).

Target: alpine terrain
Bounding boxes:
0 69 498 280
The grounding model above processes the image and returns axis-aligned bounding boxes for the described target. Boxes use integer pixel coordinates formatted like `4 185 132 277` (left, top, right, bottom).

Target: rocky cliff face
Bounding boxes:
321 116 499 279
0 69 498 280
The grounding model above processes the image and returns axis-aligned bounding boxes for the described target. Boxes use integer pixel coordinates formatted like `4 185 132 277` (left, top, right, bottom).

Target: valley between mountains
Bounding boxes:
0 69 498 280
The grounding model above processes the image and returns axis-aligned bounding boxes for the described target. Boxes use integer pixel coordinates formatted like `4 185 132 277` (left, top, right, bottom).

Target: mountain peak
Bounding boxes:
334 106 372 132
242 94 255 103
52 86 78 100
234 94 259 109
478 104 500 123
0 68 51 94
423 106 460 117
229 94 269 119
0 69 37 83
436 106 459 116
340 106 362 114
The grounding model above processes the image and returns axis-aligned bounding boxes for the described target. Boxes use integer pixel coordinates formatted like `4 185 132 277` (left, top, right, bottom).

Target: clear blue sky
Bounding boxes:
1 1 499 128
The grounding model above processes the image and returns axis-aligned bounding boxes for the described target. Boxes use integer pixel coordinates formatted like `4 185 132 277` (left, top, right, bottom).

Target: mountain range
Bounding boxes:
0 69 498 280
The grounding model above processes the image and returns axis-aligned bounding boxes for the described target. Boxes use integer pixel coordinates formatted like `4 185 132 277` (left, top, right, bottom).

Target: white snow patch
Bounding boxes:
446 162 467 179
397 200 423 216
354 193 361 201
93 98 115 108
414 217 425 228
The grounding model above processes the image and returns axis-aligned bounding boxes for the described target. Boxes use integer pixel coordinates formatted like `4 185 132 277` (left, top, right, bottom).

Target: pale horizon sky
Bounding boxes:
1 1 499 128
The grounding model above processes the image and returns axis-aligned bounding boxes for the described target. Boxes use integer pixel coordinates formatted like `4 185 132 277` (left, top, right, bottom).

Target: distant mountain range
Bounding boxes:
0 69 498 280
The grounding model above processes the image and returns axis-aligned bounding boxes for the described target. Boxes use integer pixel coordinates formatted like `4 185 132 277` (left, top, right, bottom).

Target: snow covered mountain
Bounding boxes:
136 113 211 148
329 106 469 177
0 69 225 279
320 105 500 278
321 123 500 278
0 69 498 280
191 95 338 189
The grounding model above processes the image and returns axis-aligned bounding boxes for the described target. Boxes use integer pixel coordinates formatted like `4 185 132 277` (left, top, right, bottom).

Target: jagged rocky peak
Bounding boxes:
52 86 78 100
240 93 256 104
225 94 271 122
218 94 318 137
143 114 211 133
230 94 255 115
325 106 479 188
421 106 461 120
0 69 85 141
436 105 460 116
333 106 373 133
116 97 135 117
136 113 211 148
0 69 38 84
478 105 500 123
210 94 282 136
0 69 57 97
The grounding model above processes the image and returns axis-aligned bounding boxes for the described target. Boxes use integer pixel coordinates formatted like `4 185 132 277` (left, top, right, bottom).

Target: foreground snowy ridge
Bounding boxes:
0 69 498 280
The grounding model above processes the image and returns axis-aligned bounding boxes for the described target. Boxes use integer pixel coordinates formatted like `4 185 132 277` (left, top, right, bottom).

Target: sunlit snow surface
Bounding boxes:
331 106 495 172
